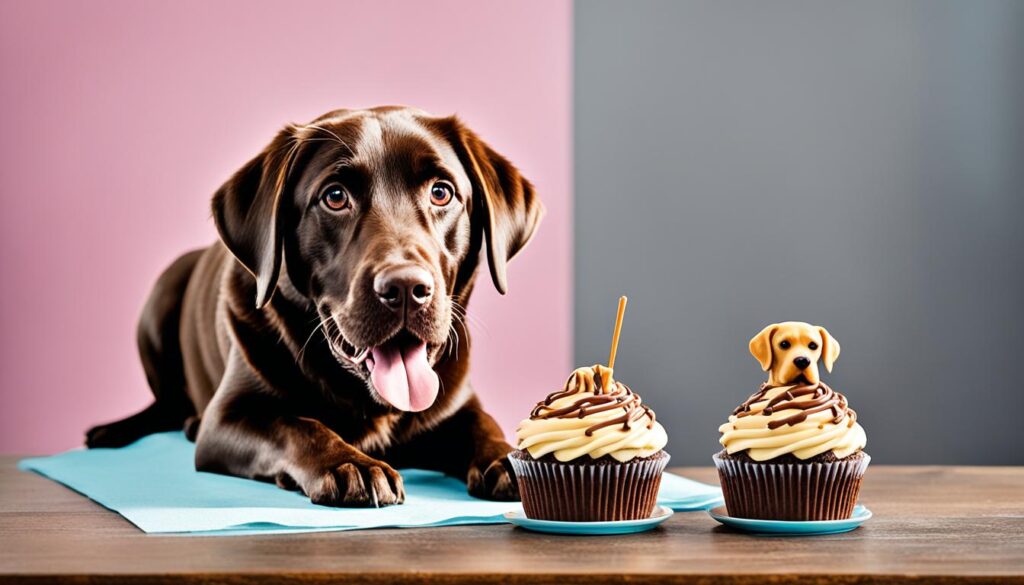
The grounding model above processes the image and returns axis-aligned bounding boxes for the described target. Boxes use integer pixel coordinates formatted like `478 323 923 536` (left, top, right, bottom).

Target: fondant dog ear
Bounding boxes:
749 324 780 371
440 117 544 294
817 326 841 372
212 126 303 309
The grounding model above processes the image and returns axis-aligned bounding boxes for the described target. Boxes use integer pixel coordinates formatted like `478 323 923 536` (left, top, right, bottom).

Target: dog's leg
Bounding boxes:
195 350 404 507
85 401 184 448
459 403 520 501
393 394 519 501
86 249 203 448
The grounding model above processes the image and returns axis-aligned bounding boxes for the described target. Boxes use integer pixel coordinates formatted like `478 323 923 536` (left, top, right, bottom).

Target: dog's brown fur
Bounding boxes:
85 107 543 506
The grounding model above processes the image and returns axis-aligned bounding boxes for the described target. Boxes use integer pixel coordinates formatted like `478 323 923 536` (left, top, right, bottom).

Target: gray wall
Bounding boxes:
575 0 1024 465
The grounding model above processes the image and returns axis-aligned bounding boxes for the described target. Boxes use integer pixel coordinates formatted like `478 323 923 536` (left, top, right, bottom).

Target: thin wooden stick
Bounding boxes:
607 296 628 369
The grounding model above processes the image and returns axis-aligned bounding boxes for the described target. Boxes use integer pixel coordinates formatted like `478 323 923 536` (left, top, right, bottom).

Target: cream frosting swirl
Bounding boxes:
516 365 668 462
718 381 866 461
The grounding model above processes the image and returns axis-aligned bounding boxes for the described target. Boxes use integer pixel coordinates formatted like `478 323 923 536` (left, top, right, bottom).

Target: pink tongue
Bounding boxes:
367 341 439 412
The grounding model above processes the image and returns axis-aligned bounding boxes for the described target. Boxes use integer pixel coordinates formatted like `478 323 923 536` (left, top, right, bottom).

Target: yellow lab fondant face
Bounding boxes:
749 321 840 386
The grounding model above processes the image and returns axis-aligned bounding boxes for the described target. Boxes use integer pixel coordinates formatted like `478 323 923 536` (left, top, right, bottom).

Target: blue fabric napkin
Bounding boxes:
19 432 722 535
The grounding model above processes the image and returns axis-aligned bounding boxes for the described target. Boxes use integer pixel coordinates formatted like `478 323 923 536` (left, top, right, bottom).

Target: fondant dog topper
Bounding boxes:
749 321 840 386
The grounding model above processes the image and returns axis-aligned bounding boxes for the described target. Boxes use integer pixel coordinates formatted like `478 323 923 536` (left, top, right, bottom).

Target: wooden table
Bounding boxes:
1 457 1021 584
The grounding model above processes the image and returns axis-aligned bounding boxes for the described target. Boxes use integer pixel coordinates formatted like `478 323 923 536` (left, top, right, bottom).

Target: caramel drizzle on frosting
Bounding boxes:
529 365 655 437
733 380 857 430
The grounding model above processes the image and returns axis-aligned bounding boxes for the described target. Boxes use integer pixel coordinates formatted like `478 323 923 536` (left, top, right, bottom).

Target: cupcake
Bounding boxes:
508 364 669 521
714 322 869 521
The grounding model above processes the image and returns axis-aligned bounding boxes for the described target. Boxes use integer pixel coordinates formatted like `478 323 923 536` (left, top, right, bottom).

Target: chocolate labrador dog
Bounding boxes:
85 106 542 506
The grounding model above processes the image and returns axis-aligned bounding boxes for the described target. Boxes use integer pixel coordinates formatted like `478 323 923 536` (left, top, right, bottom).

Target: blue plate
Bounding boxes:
708 505 871 536
505 505 674 535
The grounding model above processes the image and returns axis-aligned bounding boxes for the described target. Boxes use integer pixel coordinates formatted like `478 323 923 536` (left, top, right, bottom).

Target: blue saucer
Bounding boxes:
505 505 673 535
708 505 871 536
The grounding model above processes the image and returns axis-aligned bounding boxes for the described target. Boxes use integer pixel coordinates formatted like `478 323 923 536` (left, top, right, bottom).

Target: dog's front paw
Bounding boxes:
467 449 520 501
304 458 405 508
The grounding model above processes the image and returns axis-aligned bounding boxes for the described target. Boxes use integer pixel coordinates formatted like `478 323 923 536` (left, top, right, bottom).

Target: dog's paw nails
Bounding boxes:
485 459 518 500
305 459 404 507
467 466 485 493
467 456 519 501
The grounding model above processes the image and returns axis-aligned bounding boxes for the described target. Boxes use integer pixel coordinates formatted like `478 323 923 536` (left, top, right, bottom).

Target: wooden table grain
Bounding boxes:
1 457 1022 584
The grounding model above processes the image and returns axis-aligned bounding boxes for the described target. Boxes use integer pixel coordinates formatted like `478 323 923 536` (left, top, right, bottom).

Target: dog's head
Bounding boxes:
749 321 840 386
212 107 543 412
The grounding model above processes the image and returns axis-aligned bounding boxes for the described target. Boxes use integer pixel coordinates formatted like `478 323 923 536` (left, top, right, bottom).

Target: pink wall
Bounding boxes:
0 0 571 454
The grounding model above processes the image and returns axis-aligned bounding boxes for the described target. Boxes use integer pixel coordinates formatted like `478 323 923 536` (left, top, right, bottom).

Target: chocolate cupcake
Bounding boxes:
714 322 869 521
509 365 669 522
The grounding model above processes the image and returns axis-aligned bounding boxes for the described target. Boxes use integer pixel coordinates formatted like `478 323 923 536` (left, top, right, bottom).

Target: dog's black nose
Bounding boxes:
793 356 811 370
373 265 434 312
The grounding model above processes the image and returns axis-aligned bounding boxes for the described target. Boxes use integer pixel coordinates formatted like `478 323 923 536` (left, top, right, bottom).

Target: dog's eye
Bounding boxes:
429 181 455 206
808 341 819 350
779 340 791 349
320 185 350 211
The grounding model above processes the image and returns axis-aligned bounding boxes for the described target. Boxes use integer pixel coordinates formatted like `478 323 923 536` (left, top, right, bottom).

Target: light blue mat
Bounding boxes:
19 432 722 535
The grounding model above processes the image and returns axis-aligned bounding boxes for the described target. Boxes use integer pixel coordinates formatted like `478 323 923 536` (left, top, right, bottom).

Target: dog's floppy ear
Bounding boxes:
441 117 544 294
212 126 302 309
817 326 841 372
749 324 779 372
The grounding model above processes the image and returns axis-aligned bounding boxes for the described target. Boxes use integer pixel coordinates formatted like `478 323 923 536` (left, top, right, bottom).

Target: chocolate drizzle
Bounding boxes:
530 365 655 437
733 380 857 430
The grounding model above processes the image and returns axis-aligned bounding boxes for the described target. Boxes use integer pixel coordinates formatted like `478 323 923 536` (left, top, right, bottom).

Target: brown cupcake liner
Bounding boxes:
713 452 870 521
508 450 669 522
